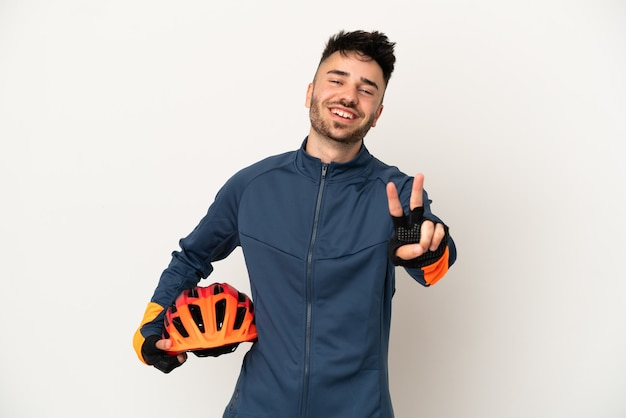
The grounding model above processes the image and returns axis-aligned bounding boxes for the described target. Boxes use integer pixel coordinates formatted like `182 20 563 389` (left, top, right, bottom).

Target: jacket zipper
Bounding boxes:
300 163 328 418
229 388 240 411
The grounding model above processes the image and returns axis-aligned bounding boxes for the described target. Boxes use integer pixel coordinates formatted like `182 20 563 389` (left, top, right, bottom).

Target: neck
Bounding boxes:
305 130 362 164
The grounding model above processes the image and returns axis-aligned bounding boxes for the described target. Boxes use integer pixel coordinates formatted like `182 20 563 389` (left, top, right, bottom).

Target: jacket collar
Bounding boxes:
295 137 373 182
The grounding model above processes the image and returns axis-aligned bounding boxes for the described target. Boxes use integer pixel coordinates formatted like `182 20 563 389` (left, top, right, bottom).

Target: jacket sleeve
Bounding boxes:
396 176 457 287
132 176 243 363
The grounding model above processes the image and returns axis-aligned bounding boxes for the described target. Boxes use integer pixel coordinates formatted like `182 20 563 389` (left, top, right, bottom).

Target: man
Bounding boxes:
134 30 457 418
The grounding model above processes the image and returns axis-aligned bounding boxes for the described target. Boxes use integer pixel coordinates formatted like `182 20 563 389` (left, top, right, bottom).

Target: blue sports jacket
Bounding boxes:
135 139 457 418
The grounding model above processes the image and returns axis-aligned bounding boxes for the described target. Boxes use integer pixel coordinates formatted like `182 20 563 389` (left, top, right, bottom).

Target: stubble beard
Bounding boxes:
309 95 376 146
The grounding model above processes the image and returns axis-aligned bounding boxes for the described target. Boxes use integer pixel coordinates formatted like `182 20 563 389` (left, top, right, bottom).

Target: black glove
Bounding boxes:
389 206 449 268
141 335 184 374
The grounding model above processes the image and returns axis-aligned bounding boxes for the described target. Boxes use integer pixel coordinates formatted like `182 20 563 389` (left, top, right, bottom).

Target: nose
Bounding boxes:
338 84 358 107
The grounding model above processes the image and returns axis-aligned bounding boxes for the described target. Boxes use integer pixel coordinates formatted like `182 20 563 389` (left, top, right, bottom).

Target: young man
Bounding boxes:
134 30 457 418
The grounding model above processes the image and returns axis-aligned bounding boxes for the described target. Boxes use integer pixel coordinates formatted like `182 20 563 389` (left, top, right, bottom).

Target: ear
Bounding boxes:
371 104 384 127
305 83 313 108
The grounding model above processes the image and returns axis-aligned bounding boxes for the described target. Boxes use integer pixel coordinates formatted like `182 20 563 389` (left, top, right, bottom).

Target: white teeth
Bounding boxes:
332 109 354 119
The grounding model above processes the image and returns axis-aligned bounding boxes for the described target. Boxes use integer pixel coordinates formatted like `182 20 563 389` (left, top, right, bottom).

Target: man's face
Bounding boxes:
306 51 386 146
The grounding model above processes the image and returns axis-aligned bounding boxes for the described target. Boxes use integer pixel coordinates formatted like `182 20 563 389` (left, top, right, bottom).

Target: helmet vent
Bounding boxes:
215 299 226 330
188 304 205 333
233 307 247 330
189 288 199 298
172 317 189 337
214 285 224 295
163 317 171 338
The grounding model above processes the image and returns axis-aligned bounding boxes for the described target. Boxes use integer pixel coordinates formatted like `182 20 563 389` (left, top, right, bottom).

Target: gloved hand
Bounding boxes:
141 335 187 374
386 175 449 268
389 205 449 268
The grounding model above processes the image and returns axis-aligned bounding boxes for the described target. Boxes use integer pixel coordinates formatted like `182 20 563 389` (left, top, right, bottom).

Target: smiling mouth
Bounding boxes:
330 108 356 120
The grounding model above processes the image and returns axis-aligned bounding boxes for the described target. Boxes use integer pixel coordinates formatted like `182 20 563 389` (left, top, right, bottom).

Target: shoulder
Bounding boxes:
233 150 295 181
366 153 412 186
219 150 297 194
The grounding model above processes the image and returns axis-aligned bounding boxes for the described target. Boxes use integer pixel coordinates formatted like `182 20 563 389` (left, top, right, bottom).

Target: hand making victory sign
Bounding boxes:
386 173 448 264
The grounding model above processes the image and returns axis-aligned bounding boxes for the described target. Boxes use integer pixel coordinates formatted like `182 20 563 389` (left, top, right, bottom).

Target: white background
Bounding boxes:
1 1 625 417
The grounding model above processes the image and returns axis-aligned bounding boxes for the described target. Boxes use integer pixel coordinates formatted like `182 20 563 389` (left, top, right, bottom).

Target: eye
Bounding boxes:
359 88 373 95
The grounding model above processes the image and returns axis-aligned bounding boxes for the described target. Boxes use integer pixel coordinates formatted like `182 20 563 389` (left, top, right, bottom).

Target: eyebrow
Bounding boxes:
326 69 380 91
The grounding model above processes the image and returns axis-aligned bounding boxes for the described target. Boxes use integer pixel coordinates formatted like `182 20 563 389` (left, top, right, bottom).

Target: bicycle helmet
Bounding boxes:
163 282 258 357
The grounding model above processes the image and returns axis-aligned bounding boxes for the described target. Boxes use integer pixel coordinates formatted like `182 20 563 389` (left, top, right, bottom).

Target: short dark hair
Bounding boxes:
318 30 396 86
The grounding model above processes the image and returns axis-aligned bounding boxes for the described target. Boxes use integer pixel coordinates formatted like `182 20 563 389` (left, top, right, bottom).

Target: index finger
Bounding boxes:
410 173 425 210
386 182 403 217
